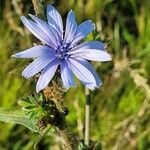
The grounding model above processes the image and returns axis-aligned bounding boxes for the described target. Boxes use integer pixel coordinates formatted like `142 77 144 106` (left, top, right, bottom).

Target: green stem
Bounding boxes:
84 88 91 147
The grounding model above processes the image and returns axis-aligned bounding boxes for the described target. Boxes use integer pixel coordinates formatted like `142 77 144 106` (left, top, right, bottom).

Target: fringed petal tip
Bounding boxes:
105 53 112 61
11 53 25 58
11 53 27 58
21 72 29 79
20 16 25 21
97 82 103 89
11 54 16 58
85 82 103 91
63 84 77 91
91 22 95 30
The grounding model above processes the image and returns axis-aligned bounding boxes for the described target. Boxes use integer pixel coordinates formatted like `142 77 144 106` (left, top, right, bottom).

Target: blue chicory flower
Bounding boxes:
12 4 112 92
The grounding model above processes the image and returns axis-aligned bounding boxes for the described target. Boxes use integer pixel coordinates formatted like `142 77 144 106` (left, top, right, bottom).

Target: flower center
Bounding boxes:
55 43 71 60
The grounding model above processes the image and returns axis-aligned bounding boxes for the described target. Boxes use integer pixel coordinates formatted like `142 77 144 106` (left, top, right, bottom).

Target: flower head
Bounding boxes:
12 4 112 92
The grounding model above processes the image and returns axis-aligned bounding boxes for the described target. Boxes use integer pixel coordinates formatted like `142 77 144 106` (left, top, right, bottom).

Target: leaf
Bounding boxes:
26 108 44 120
0 108 39 132
18 99 34 107
23 105 37 110
27 111 37 119
29 95 37 104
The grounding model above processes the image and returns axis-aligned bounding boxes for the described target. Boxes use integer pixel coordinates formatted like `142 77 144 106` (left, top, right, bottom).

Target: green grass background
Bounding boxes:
0 0 150 149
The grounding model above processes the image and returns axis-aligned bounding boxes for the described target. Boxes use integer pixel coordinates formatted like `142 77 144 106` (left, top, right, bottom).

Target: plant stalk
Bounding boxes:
84 88 91 147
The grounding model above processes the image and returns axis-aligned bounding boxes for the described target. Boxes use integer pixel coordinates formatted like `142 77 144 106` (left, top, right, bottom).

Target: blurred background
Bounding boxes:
0 0 150 149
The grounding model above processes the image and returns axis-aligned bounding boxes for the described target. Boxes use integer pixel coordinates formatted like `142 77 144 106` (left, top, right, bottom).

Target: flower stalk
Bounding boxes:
84 88 91 147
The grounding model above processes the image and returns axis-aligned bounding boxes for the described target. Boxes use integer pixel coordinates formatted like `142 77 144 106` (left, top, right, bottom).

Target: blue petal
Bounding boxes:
60 60 76 88
71 20 95 45
22 55 55 79
29 14 61 48
69 41 105 52
69 41 111 61
70 49 112 62
64 10 77 44
11 45 55 58
36 59 58 92
21 16 56 49
68 58 101 90
76 58 102 88
47 4 63 39
78 50 112 61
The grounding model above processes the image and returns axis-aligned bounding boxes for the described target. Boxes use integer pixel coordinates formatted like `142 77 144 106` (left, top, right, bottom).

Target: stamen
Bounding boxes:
55 43 70 59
